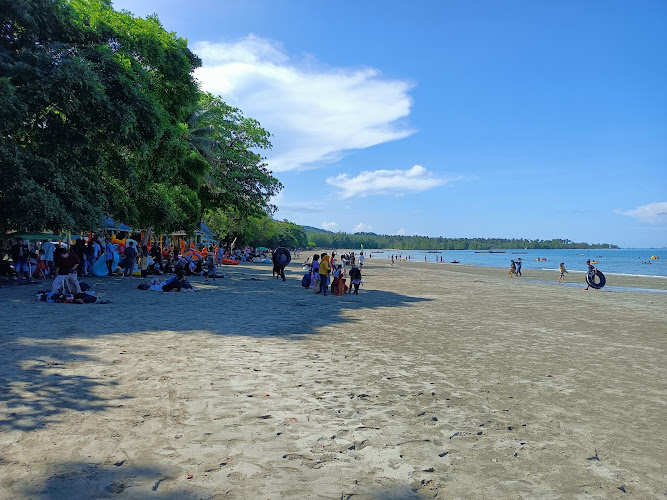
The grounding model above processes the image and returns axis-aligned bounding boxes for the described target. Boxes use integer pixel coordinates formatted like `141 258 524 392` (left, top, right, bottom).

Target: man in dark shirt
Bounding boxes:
11 237 30 283
123 241 137 277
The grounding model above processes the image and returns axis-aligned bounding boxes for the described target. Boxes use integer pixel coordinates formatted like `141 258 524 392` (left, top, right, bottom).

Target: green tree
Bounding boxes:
0 0 202 233
192 93 283 222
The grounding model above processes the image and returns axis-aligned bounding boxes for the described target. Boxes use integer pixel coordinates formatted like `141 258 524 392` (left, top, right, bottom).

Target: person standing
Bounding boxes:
584 259 596 290
11 237 30 283
105 238 115 276
204 249 216 282
359 252 364 269
318 253 330 296
123 241 137 277
311 254 320 291
72 237 86 276
515 258 522 276
558 262 568 283
349 265 362 294
41 239 55 278
139 245 149 278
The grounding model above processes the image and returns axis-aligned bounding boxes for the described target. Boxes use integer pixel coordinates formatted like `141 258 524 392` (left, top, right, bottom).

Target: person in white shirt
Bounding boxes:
41 239 56 277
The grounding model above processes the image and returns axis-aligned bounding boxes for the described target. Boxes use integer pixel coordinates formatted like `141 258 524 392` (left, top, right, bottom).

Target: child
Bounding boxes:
204 251 216 282
348 265 362 294
311 254 320 291
139 246 148 278
558 262 568 282
331 264 342 296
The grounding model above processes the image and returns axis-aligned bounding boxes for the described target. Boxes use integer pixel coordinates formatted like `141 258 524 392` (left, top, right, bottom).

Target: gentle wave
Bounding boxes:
538 268 666 279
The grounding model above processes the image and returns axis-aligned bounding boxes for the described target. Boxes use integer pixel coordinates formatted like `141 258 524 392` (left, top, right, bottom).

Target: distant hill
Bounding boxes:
302 228 618 250
302 225 332 233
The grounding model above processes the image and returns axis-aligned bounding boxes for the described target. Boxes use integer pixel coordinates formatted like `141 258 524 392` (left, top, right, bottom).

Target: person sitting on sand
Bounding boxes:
162 270 194 292
558 262 568 282
53 247 82 294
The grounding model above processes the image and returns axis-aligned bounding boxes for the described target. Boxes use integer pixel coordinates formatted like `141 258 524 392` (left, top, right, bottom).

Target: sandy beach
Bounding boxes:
1 260 666 499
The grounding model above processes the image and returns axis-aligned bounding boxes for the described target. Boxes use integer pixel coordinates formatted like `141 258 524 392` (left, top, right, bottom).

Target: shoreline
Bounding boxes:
359 259 667 291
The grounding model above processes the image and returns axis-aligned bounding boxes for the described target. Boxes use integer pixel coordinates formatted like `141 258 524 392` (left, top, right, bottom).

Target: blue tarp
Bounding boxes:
105 217 132 231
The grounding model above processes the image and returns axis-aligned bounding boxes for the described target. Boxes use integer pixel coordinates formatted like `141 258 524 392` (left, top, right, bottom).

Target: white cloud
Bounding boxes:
353 222 372 233
193 36 415 171
397 227 407 235
615 202 667 224
322 221 339 231
327 164 446 199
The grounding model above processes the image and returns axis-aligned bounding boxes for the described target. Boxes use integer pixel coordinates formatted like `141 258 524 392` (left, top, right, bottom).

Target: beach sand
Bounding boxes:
1 260 666 499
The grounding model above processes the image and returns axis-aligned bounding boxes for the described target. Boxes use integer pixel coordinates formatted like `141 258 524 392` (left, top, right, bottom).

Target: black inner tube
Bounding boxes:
586 270 606 289
272 247 291 267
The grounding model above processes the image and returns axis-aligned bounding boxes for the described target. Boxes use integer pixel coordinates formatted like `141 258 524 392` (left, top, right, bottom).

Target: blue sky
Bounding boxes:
112 0 667 247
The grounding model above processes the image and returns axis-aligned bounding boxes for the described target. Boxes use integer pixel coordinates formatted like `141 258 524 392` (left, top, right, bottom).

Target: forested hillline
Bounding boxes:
304 230 618 250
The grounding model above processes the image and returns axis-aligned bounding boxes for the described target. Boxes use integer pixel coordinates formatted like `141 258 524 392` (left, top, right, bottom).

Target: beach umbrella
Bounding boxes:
257 246 268 251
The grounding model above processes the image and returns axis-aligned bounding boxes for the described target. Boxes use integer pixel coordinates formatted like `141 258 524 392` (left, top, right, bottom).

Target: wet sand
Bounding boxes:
1 260 666 499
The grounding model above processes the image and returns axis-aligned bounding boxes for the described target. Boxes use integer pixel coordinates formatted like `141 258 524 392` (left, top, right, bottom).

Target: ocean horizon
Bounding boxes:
359 248 665 278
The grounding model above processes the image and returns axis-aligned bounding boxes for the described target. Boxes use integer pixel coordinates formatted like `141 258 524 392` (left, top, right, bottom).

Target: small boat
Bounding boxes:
450 260 460 264
371 251 384 253
427 251 442 253
477 250 506 253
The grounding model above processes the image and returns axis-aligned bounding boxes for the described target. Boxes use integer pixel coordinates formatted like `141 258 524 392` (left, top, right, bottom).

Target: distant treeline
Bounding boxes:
305 231 618 250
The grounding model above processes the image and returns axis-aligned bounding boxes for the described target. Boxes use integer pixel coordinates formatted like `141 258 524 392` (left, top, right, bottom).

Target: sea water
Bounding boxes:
364 248 665 278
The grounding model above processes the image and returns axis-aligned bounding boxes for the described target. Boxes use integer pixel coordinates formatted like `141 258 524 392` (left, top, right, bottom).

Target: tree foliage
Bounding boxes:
192 93 282 221
1 0 281 236
206 210 307 249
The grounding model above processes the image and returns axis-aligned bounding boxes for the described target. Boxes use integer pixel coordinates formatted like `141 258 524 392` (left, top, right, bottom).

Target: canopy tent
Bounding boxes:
197 223 216 246
1 232 65 241
256 246 268 251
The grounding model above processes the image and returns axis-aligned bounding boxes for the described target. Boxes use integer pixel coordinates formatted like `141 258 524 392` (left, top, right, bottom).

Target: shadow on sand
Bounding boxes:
0 263 429 432
15 460 428 499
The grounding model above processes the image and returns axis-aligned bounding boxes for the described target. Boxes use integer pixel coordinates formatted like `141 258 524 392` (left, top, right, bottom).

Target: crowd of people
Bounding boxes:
301 251 363 296
2 235 372 302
